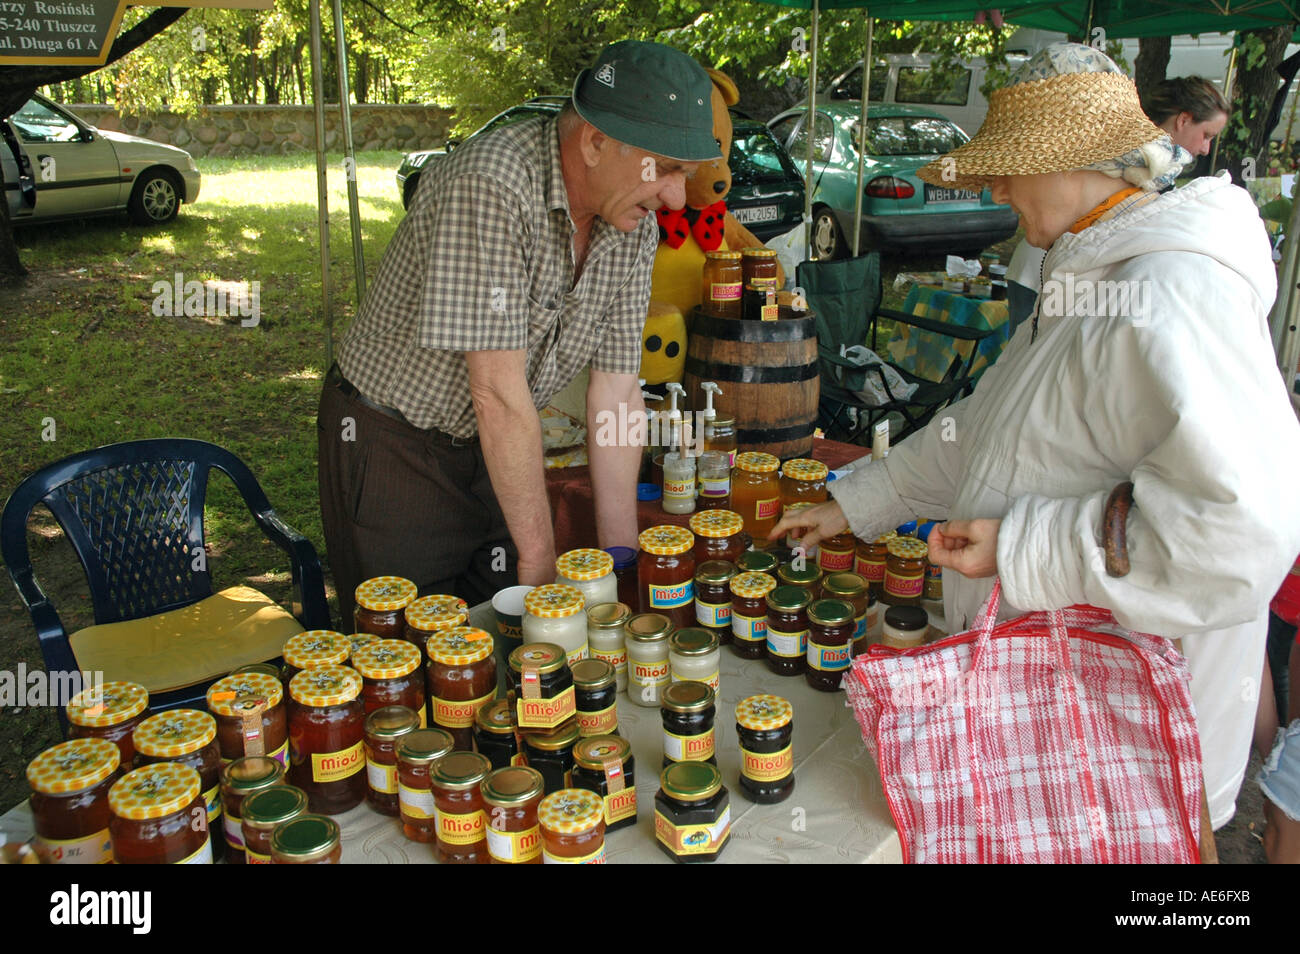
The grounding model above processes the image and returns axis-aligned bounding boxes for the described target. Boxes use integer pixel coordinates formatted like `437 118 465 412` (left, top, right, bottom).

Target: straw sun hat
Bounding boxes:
918 43 1173 191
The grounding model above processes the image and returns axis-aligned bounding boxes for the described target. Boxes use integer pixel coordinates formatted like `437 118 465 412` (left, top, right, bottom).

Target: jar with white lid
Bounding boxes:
668 628 721 692
881 605 928 649
555 549 618 609
586 602 630 692
523 584 588 667
625 612 672 708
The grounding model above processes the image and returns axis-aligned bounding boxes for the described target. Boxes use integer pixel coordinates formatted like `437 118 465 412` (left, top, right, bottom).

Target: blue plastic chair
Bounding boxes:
2 438 330 723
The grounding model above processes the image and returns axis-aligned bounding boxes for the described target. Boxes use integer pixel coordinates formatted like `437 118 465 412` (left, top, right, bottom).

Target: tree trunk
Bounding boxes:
1134 35 1171 107
1220 26 1292 184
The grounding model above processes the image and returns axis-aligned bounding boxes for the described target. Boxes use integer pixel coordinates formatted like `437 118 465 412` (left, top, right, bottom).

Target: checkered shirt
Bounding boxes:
339 115 657 437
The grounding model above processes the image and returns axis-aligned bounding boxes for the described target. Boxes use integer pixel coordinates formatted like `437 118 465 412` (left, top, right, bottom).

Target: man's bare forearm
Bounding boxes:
588 370 643 551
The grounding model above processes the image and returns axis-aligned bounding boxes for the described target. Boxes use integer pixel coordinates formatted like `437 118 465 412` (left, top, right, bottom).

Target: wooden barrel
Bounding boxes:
683 306 819 460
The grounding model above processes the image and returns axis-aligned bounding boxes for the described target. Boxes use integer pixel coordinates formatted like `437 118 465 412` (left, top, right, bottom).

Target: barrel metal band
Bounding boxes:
690 313 815 342
736 422 815 444
684 357 818 384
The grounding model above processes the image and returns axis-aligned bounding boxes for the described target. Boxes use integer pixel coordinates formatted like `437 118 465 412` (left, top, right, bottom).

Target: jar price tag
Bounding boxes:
520 666 542 700
235 696 268 757
601 757 625 793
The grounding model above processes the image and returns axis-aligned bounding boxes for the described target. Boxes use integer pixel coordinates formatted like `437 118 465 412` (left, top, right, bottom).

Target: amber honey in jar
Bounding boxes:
132 709 223 855
474 699 523 770
538 788 607 864
431 751 492 864
363 705 420 815
732 452 782 546
396 727 454 842
521 718 581 794
353 575 418 638
701 250 743 319
428 626 498 748
241 784 307 864
729 571 777 659
854 531 896 600
218 755 284 863
109 762 212 864
735 694 795 804
270 814 341 864
352 639 426 727
805 599 855 692
506 642 575 730
693 561 736 647
572 659 619 738
660 681 717 767
66 680 149 767
481 766 545 864
690 509 746 566
780 458 829 511
884 536 929 606
765 585 810 677
654 761 730 863
637 524 696 630
206 671 289 767
404 594 469 660
741 247 779 292
570 736 637 833
287 665 367 814
821 572 871 655
818 529 857 576
282 629 350 683
26 738 120 865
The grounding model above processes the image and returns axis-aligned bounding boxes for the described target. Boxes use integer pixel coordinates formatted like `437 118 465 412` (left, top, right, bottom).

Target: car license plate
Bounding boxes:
732 205 778 224
924 185 981 203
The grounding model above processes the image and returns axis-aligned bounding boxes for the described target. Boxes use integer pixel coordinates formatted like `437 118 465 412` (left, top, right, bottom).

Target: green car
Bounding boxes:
768 101 1018 260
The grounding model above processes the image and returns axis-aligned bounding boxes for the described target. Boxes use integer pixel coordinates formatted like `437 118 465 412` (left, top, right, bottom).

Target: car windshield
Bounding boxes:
11 98 81 144
850 116 968 157
730 126 793 182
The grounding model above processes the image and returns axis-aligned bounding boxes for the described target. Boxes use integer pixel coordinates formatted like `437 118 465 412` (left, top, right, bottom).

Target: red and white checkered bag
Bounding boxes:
844 580 1204 863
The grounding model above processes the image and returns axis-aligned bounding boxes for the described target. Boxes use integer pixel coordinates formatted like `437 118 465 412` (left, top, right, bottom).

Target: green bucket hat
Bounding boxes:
572 40 721 163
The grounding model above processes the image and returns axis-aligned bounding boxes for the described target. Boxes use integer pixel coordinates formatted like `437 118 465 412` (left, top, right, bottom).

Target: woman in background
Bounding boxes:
1142 75 1229 159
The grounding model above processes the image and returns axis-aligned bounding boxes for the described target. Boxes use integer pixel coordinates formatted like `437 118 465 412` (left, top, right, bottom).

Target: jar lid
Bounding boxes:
523 718 580 752
624 613 672 643
736 550 779 574
524 583 585 618
729 570 777 599
705 250 742 260
288 665 363 707
229 662 283 681
778 562 821 586
884 606 929 632
481 766 545 806
508 643 568 675
572 735 632 771
354 576 417 612
26 738 119 795
736 694 793 731
741 247 777 258
660 680 715 713
637 483 662 502
767 584 812 612
365 705 422 740
735 451 779 474
241 785 308 829
404 594 469 629
570 658 616 690
283 630 349 669
66 680 148 727
207 672 284 717
689 509 743 538
351 639 422 679
537 788 604 834
604 546 637 569
808 598 856 627
694 560 737 585
659 760 722 801
638 524 694 556
428 627 494 665
896 520 919 536
475 698 516 736
917 520 937 542
271 815 340 862
430 751 492 790
887 537 929 560
220 755 284 794
555 548 614 581
586 602 630 629
781 457 828 481
108 762 201 820
133 709 216 757
668 628 719 658
709 416 735 428
821 572 867 598
349 633 382 657
396 727 455 764
874 530 899 545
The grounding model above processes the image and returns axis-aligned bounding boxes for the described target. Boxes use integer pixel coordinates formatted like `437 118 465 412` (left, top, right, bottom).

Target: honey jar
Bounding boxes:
363 705 420 815
132 709 223 855
109 762 211 864
570 736 637 833
660 681 717 767
270 814 341 864
780 458 828 510
218 755 284 863
883 536 929 606
741 247 779 291
481 766 545 864
521 718 581 794
571 658 619 738
349 633 382 658
693 561 736 646
732 452 782 546
766 585 811 677
668 628 721 691
396 727 454 842
625 612 673 707
27 737 120 865
585 601 630 693
736 549 779 575
404 594 470 659
777 560 822 600
701 249 743 319
820 571 872 655
352 638 426 724
287 665 367 814
818 529 857 575
690 509 746 565
206 671 289 766
506 642 576 730
427 626 498 749
729 570 777 659
654 761 730 863
282 629 350 683
881 605 929 648
353 575 418 638
241 784 307 864
66 681 149 767
538 788 607 864
431 751 492 864
854 531 896 600
703 416 737 469
555 548 618 608
474 699 523 770
637 525 697 631
735 694 794 804
806 599 856 692
523 584 589 667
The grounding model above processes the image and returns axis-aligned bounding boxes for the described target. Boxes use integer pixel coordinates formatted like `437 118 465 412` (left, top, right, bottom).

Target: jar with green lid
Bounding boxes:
241 784 308 864
693 560 736 646
736 549 779 575
474 699 522 770
654 761 730 863
219 755 285 863
820 571 873 655
481 766 545 864
765 585 811 677
506 642 575 730
363 705 420 816
570 735 637 833
521 718 581 794
668 628 721 692
571 658 619 738
806 599 856 692
431 751 492 864
585 601 630 692
271 814 340 864
625 612 673 708
777 559 822 601
396 727 455 843
660 681 716 768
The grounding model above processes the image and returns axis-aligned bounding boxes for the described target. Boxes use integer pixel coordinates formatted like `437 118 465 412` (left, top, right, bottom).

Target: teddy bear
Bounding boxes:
639 67 786 389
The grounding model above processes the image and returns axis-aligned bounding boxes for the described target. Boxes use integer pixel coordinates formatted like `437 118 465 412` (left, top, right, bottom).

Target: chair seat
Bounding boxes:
68 585 304 694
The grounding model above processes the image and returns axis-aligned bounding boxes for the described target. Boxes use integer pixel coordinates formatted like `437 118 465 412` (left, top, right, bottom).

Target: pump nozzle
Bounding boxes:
699 382 722 422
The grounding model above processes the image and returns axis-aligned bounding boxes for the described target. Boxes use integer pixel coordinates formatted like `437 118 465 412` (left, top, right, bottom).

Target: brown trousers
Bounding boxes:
316 377 518 628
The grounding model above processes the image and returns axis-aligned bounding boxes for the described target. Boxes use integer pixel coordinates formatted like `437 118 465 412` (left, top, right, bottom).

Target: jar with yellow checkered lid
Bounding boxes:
555 548 618 609
428 626 498 750
779 457 828 510
735 694 794 804
537 787 606 864
282 629 350 682
689 508 746 565
287 664 367 814
404 594 469 659
883 536 929 607
523 583 588 668
206 671 288 766
352 638 426 728
728 570 777 660
132 708 223 856
353 576 418 638
27 738 121 865
66 680 150 767
637 524 696 630
108 762 212 864
732 451 781 545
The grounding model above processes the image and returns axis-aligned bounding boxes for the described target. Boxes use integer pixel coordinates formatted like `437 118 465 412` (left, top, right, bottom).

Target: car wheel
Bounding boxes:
812 208 845 261
127 169 181 225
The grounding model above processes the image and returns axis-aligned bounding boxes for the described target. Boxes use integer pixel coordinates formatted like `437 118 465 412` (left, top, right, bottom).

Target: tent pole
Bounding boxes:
852 11 873 258
309 0 333 367
1211 45 1238 175
1272 187 1300 387
805 0 820 261
331 0 367 306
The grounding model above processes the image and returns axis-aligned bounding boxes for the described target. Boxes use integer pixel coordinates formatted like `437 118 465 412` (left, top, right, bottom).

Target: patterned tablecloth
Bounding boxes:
888 285 1013 385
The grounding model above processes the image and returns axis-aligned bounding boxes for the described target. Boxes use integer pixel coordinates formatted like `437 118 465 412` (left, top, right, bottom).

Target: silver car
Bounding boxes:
2 94 200 225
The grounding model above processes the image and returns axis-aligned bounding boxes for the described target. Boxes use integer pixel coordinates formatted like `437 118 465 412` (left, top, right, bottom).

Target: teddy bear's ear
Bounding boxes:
705 68 740 107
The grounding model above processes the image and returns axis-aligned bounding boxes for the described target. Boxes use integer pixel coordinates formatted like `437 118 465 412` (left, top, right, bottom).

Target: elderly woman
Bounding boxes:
774 43 1300 830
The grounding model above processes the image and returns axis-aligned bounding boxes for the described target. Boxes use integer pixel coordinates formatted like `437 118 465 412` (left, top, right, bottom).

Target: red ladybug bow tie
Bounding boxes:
656 201 728 251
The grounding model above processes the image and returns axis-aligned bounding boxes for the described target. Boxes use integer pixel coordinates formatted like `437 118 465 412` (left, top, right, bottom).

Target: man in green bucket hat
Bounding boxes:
319 41 720 625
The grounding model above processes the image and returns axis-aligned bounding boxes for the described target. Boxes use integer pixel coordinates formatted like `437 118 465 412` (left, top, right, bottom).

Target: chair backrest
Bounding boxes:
2 438 269 626
797 253 883 355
